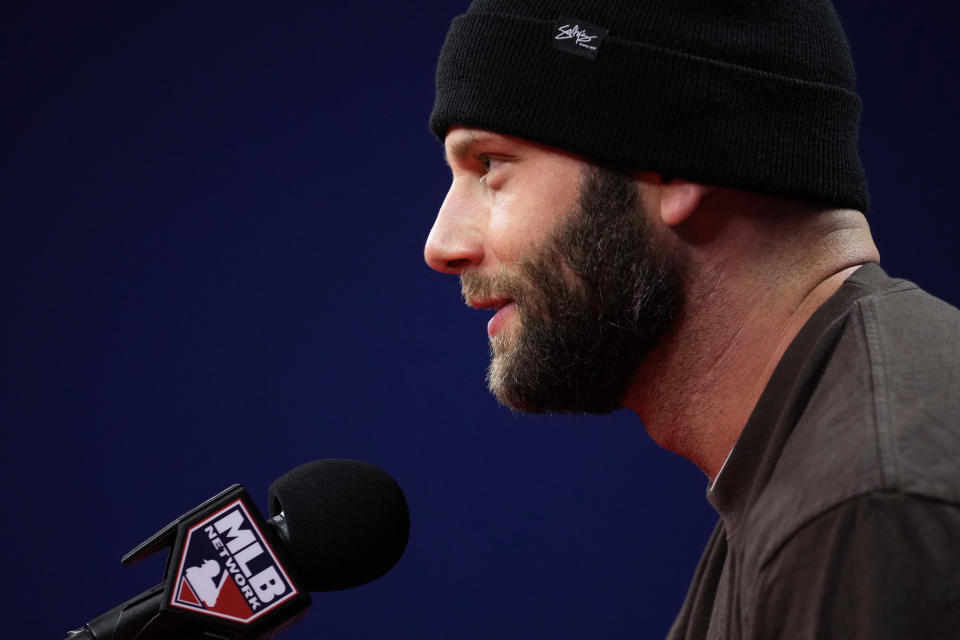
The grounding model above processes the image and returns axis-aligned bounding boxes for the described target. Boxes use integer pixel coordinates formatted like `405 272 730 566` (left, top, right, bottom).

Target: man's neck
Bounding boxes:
624 202 878 481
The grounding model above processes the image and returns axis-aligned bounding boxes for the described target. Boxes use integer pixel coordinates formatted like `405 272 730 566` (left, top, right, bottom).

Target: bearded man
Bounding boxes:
424 1 960 638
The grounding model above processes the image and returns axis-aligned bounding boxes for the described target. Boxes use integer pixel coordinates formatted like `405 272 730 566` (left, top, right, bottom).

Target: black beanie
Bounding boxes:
431 0 869 212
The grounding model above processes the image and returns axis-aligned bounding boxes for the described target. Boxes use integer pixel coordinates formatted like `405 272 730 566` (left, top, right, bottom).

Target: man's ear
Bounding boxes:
659 178 710 227
638 173 711 227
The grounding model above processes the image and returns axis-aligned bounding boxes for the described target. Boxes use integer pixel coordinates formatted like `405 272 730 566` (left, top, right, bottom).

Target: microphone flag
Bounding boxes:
82 485 311 639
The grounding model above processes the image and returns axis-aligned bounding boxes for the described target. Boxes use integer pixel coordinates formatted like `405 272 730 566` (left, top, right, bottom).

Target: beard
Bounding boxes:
461 164 683 414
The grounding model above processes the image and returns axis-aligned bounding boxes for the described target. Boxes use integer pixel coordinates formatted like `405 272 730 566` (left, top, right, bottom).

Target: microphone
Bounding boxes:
66 459 410 640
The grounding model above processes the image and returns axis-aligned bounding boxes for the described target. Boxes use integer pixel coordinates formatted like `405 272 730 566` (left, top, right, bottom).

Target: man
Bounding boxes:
425 1 960 639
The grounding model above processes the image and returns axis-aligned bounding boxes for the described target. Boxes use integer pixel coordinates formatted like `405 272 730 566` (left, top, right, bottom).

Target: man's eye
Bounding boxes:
476 155 502 173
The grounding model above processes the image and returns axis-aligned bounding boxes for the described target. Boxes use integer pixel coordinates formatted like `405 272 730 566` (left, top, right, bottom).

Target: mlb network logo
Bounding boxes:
169 499 298 623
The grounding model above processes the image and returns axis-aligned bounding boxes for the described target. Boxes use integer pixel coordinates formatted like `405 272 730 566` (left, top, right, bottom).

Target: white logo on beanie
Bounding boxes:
556 23 599 49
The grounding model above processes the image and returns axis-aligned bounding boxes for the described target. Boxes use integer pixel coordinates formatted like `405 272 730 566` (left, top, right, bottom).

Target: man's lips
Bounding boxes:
467 297 512 311
486 302 516 337
467 298 516 338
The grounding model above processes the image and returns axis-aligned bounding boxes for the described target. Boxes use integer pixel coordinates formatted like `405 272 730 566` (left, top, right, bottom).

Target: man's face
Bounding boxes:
425 127 682 413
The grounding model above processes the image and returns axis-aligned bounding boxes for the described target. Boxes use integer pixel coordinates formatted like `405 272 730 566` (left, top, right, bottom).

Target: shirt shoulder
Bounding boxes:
744 271 960 564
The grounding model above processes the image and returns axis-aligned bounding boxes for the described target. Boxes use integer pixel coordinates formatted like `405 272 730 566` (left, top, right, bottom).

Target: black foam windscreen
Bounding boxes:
267 459 410 592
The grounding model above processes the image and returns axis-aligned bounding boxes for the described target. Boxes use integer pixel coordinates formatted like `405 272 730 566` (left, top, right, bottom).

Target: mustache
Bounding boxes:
461 266 527 305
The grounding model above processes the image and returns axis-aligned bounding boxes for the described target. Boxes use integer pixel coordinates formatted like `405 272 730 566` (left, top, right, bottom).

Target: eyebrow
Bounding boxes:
444 132 495 166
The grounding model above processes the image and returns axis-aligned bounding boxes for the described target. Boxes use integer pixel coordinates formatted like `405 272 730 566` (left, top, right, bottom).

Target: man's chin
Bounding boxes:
485 331 533 412
485 334 631 415
486 350 566 415
486 339 512 394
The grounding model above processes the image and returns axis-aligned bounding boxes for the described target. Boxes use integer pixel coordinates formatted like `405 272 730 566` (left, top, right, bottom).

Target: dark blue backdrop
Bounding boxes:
3 2 957 638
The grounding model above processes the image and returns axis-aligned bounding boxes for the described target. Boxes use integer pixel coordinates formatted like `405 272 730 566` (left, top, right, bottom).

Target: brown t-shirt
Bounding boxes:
667 263 960 640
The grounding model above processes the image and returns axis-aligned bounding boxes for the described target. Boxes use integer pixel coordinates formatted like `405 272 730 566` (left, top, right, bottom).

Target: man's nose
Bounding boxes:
424 183 485 274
